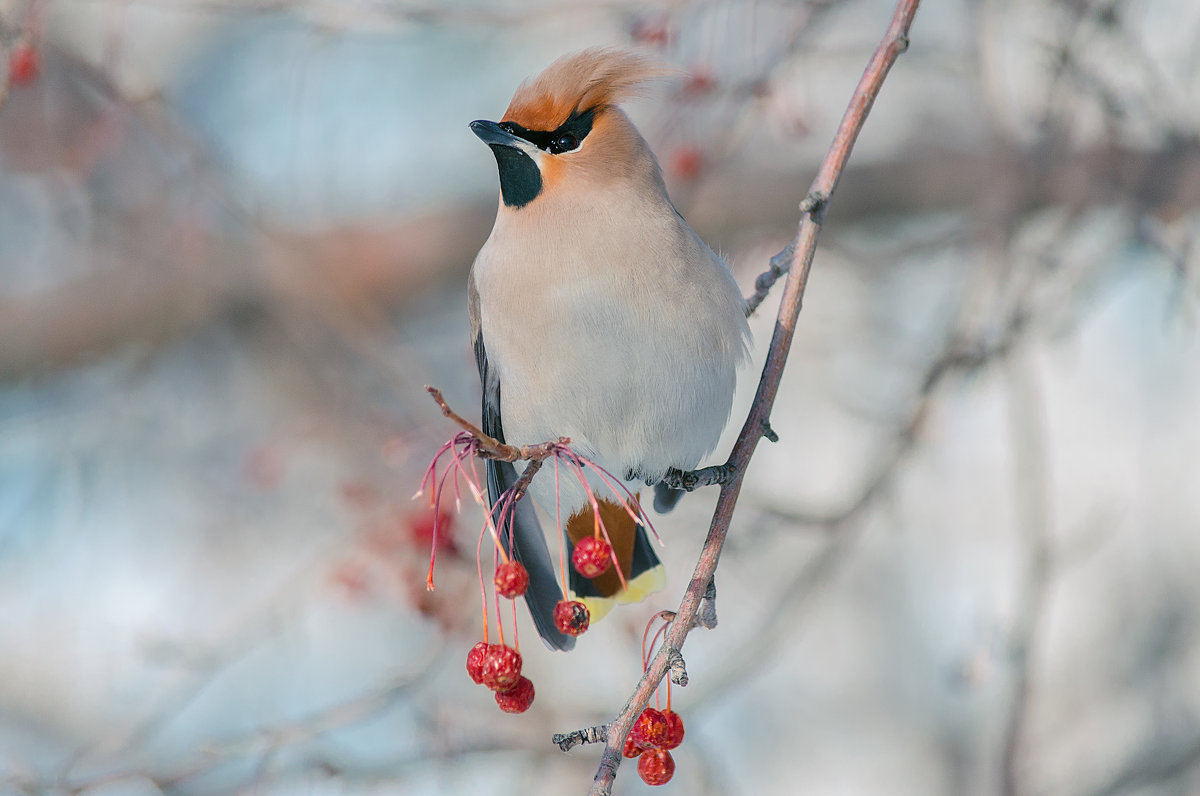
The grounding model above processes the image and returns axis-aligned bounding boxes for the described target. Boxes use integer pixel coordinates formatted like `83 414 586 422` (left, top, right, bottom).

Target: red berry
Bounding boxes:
494 675 535 713
465 642 488 685
638 749 675 786
623 733 644 759
662 710 685 750
494 560 529 598
9 43 39 86
553 600 590 636
631 707 671 750
479 644 522 692
571 536 613 579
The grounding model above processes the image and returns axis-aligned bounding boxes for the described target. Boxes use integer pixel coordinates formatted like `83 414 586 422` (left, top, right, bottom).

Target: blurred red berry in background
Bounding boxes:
669 145 704 181
9 43 39 86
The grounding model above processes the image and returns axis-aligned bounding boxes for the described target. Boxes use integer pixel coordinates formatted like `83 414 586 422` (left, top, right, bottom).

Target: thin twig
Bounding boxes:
553 724 609 753
744 192 829 316
666 647 688 687
425 386 565 463
508 458 544 503
696 578 718 630
999 355 1053 796
588 3 922 792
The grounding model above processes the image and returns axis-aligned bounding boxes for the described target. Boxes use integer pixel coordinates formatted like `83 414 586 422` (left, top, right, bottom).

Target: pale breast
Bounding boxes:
473 196 748 483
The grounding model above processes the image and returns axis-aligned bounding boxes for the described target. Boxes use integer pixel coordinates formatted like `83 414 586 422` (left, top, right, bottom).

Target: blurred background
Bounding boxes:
1 0 1198 793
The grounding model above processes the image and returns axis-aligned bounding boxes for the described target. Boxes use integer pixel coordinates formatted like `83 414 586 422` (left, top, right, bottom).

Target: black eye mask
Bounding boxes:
499 107 597 155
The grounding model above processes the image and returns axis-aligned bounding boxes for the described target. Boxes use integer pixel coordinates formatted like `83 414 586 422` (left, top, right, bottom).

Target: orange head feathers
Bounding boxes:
469 49 672 209
502 48 670 132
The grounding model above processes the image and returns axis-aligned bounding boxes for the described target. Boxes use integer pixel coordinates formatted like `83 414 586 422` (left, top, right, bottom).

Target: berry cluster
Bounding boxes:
462 556 595 712
624 706 685 785
620 611 690 785
418 426 652 723
466 640 535 713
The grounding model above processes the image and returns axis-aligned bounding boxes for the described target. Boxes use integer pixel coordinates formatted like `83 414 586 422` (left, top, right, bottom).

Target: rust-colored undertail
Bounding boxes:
564 494 666 622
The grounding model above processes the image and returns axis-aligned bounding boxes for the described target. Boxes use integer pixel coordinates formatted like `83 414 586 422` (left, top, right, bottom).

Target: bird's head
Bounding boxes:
470 48 672 211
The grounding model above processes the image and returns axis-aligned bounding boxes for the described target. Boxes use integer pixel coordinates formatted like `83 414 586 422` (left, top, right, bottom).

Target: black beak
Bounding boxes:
470 119 523 148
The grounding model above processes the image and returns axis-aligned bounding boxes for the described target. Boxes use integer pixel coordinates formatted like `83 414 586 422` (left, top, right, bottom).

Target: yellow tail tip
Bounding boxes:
571 565 667 624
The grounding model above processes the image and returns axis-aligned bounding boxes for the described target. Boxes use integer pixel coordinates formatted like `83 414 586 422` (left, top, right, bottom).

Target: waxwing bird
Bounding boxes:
468 48 750 650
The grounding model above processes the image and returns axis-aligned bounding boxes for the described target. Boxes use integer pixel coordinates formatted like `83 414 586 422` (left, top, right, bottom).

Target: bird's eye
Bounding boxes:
498 122 518 135
550 134 579 154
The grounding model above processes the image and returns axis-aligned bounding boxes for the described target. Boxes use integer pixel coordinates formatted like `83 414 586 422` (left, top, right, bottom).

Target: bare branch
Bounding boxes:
553 724 609 753
744 191 829 315
424 386 565 463
666 646 688 687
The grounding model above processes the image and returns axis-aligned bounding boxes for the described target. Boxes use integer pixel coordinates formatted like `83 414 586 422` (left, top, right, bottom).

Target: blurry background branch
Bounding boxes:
1 0 1198 794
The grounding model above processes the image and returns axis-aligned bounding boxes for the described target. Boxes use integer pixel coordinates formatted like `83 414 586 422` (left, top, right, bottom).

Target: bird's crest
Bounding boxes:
503 48 671 132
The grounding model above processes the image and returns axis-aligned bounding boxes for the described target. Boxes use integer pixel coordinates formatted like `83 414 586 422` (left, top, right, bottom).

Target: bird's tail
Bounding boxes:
565 495 666 623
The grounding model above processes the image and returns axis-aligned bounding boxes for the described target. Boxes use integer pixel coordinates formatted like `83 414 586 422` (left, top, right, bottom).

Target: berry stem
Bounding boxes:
476 516 490 644
563 456 628 592
511 591 520 651
418 438 458 589
640 612 675 711
493 544 505 647
573 454 659 543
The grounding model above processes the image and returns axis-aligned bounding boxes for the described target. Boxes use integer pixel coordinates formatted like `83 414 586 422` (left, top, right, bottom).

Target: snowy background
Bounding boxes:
1 0 1199 794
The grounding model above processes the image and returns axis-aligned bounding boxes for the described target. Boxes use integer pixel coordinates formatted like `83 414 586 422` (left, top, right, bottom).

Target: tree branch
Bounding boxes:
999 355 1053 796
588 2 922 792
425 386 565 464
553 724 609 753
744 191 828 315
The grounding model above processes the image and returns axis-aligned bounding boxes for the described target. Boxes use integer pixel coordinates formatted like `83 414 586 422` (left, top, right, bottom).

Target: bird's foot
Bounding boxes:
660 462 738 492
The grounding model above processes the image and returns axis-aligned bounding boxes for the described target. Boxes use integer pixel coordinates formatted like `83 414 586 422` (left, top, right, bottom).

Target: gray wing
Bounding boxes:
469 272 574 651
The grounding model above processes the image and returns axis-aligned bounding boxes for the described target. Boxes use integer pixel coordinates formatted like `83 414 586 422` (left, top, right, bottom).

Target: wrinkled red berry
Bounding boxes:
479 644 522 692
494 560 529 598
465 642 488 685
9 43 39 86
631 707 671 750
494 675 535 713
553 599 590 636
662 710 685 750
638 749 675 786
623 733 644 759
571 536 613 579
